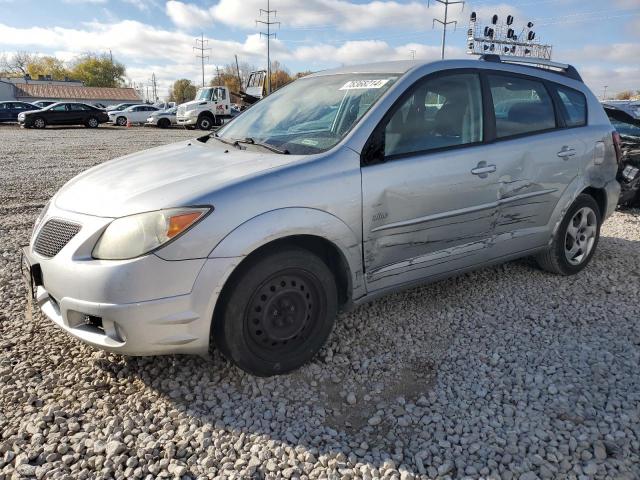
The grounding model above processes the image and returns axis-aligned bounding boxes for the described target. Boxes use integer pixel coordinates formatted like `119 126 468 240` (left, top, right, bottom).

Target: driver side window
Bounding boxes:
384 73 483 158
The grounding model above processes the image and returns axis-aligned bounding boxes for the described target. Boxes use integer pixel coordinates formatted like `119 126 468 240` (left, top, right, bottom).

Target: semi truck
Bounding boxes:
176 70 267 130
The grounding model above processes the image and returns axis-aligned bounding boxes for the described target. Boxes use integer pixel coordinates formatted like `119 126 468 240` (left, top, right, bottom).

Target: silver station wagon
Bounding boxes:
23 55 621 376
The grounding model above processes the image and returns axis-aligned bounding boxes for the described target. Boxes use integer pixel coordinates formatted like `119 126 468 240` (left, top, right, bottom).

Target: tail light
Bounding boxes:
612 131 623 164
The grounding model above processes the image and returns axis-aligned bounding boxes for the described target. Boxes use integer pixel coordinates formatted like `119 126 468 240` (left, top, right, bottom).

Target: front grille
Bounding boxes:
34 219 81 258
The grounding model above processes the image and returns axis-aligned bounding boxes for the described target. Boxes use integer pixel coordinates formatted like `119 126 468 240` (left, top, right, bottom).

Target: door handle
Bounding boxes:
557 146 576 158
471 163 496 176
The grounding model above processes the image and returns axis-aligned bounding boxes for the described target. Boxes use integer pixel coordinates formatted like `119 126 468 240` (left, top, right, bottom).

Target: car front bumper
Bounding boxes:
177 115 197 126
23 205 241 356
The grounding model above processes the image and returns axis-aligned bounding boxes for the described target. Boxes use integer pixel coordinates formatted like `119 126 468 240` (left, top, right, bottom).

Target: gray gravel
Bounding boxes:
1 123 640 479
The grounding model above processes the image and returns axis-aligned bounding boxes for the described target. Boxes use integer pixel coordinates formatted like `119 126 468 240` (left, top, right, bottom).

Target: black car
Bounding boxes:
0 101 39 122
32 100 57 109
604 106 640 207
18 102 110 129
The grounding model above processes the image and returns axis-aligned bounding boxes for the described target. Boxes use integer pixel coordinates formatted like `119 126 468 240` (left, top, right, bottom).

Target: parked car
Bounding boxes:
32 101 57 109
0 101 39 122
108 105 160 126
18 102 110 128
146 107 177 128
105 103 139 112
22 56 621 376
604 105 640 207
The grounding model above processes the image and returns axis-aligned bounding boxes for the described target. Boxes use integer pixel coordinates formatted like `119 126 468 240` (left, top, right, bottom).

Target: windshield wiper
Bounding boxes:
234 137 290 155
211 134 238 147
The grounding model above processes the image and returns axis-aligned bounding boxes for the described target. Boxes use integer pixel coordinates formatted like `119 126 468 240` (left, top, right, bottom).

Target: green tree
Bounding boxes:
168 79 197 104
70 54 126 87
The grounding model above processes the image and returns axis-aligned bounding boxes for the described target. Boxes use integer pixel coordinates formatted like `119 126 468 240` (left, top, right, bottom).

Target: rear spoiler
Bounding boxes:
479 54 583 82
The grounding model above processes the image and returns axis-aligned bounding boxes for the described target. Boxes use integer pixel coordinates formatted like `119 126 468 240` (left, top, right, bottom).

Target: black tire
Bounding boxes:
116 116 127 127
213 248 338 376
86 117 99 128
196 115 213 130
535 194 601 275
158 118 171 129
32 117 46 129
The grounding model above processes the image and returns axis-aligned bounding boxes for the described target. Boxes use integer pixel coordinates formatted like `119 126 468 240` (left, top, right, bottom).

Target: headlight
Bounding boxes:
32 200 51 236
92 207 210 260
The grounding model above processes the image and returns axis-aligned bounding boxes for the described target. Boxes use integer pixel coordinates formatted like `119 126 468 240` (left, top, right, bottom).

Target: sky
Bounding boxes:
0 0 638 100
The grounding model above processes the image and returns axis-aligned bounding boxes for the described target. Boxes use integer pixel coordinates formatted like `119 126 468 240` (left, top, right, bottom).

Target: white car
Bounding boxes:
146 107 177 128
108 105 160 126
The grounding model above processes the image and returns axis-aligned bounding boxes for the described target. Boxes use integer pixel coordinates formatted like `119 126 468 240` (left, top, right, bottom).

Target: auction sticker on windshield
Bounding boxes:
340 79 392 90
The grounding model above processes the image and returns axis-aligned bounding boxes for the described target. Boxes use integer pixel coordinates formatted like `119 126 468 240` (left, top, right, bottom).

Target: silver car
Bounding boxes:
22 56 621 376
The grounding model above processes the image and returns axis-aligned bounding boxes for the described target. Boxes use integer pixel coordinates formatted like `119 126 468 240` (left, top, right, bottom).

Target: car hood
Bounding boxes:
54 138 303 217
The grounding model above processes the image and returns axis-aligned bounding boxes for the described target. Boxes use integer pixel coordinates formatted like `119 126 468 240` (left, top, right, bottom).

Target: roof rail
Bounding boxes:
479 54 583 82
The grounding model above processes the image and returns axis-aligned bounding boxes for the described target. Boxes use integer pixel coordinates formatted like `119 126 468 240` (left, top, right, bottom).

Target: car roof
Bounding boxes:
307 58 585 89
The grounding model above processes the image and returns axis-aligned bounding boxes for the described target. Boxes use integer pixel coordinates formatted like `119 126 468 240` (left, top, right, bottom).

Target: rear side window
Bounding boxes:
556 86 587 127
488 74 556 138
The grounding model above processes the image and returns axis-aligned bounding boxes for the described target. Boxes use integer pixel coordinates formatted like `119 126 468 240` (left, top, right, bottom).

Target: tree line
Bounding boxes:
168 61 313 104
0 51 127 88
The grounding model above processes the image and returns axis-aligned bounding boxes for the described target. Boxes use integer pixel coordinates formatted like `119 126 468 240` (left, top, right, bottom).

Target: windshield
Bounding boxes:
195 87 225 102
217 73 398 155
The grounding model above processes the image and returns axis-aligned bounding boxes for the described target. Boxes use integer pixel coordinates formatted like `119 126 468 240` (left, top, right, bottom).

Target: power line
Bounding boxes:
256 0 280 95
193 33 211 88
430 0 465 59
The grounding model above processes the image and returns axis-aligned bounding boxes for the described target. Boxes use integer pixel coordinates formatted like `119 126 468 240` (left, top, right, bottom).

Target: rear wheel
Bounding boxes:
535 194 601 275
32 117 46 129
214 248 338 376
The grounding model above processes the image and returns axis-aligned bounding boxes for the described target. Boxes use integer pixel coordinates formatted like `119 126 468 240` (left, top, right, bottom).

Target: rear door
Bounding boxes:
0 103 10 121
483 72 584 258
361 71 501 292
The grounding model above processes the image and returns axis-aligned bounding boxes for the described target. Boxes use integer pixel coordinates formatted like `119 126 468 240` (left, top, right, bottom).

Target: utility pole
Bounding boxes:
148 73 157 102
256 0 280 95
602 85 608 101
109 49 113 63
430 0 464 59
235 54 242 89
410 49 416 60
193 33 211 88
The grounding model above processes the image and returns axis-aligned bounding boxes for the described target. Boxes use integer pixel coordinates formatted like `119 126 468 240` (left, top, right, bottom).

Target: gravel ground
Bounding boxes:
1 123 640 480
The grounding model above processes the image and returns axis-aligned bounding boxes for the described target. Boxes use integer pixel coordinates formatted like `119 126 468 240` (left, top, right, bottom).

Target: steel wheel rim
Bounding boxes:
564 206 597 266
34 118 44 128
200 119 211 129
245 270 321 357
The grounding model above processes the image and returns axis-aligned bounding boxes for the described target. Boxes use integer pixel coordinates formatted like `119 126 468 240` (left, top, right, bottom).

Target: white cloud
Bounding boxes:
558 43 640 65
62 0 107 3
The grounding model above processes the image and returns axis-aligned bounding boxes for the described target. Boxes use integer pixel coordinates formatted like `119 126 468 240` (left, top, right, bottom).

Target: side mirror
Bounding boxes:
362 127 385 166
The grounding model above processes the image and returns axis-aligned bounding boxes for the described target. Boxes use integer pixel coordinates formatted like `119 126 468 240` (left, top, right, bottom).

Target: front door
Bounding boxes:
361 71 500 292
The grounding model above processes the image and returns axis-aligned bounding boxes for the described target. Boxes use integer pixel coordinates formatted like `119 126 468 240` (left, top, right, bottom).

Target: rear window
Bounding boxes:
488 74 556 138
556 86 587 127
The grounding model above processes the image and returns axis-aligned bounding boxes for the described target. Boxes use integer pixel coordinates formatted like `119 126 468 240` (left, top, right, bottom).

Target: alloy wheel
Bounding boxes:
564 206 597 266
34 118 45 129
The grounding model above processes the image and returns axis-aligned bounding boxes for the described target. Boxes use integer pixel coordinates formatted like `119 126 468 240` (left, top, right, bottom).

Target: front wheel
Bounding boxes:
196 115 213 130
535 194 601 275
32 117 46 129
214 248 338 376
158 118 171 129
116 116 127 127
